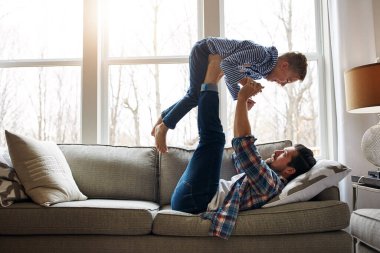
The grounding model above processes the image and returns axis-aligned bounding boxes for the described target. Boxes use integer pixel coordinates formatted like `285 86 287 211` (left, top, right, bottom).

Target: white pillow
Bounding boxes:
263 159 351 208
5 130 87 206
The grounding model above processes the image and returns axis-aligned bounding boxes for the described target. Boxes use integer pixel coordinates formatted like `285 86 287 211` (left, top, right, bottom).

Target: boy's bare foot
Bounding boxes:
151 117 163 137
154 122 169 153
206 54 223 83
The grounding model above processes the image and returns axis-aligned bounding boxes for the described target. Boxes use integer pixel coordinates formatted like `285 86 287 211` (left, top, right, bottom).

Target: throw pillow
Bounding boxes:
5 130 87 206
0 148 28 207
263 159 351 208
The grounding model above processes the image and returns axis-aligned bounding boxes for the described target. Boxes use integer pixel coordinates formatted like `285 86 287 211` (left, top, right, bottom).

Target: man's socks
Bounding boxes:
201 83 218 93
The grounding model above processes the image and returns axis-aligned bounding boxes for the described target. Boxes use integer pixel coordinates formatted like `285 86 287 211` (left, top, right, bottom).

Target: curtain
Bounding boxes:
328 0 378 210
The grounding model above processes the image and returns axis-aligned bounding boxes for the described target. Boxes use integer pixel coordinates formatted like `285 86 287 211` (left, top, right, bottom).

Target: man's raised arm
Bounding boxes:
233 82 263 137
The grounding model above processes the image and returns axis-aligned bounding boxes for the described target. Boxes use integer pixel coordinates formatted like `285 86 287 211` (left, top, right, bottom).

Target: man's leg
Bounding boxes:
171 58 225 214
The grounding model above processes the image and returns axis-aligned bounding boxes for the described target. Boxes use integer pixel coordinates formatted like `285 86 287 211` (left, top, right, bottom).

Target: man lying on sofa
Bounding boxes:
170 55 317 240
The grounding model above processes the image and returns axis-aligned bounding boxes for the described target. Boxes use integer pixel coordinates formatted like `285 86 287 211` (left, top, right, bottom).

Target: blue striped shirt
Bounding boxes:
201 136 285 239
205 37 278 100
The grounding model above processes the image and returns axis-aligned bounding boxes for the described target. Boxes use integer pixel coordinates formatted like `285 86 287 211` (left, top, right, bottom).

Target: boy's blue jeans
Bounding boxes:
171 88 225 213
161 39 210 129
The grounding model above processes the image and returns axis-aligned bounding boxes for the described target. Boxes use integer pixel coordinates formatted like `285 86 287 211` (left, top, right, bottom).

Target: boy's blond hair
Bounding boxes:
279 52 308 81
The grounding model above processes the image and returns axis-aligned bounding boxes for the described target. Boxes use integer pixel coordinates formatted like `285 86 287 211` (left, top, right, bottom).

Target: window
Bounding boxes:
0 0 82 144
102 0 199 147
0 0 326 156
223 0 322 155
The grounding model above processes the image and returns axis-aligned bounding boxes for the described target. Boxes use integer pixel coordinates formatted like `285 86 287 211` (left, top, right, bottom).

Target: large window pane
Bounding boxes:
0 0 83 60
0 67 81 145
223 0 320 155
107 0 198 57
224 0 316 53
108 64 198 147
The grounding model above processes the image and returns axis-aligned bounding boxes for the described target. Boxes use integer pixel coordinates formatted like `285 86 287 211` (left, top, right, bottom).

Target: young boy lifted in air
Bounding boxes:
151 37 307 153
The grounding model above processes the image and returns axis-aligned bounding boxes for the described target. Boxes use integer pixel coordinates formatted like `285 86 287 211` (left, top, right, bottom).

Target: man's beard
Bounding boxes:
265 157 274 165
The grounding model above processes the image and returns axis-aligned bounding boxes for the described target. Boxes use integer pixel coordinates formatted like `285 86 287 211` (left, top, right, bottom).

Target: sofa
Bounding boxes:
351 209 380 253
0 140 352 253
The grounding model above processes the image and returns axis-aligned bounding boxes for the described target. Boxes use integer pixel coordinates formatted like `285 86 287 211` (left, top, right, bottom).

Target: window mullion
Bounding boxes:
0 59 81 68
203 0 229 141
82 0 100 144
99 0 109 144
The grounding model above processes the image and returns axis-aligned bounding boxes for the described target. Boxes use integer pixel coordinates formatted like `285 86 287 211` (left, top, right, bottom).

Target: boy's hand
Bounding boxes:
238 81 264 101
247 98 255 110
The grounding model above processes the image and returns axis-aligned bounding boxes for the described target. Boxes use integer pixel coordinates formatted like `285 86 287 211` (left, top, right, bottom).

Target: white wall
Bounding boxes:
375 0 380 59
328 0 378 211
348 0 380 210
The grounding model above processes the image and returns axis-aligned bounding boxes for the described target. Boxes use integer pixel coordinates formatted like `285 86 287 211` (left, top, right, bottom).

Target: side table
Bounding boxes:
352 182 380 210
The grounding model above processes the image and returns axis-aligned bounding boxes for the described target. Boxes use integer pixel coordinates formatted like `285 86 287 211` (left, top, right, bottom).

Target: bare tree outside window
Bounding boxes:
0 67 81 143
107 0 198 147
0 0 82 146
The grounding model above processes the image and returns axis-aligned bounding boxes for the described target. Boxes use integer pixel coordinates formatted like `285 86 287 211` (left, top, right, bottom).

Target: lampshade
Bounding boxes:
344 63 380 113
344 62 380 168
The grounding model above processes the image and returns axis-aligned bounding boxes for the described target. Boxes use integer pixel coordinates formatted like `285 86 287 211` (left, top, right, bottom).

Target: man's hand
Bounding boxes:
234 82 263 137
239 77 253 86
238 81 264 102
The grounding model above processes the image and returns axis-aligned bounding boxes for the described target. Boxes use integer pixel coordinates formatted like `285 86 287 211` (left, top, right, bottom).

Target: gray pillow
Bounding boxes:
0 148 28 207
263 159 351 208
5 130 87 206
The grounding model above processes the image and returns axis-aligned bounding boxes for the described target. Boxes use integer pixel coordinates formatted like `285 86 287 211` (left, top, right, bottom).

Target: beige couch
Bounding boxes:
0 140 352 253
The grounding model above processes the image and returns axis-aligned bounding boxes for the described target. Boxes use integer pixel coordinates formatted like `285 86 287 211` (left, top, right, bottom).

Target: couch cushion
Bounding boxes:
153 200 349 236
311 186 340 201
5 130 87 206
159 140 292 205
0 199 159 235
351 209 380 251
59 145 158 202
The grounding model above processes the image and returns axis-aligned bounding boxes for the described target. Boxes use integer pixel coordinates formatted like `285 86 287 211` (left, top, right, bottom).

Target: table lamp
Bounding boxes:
344 63 380 176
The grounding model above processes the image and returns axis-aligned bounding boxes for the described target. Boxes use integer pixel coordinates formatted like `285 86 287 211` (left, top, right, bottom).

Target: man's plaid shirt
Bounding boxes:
201 135 286 239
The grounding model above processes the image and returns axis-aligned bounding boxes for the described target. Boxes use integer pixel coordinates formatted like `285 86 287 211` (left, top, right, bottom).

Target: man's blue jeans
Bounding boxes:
171 88 225 214
161 39 210 129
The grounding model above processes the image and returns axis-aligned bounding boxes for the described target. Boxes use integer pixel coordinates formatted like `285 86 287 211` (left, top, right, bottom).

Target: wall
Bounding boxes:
375 0 380 59
353 0 380 210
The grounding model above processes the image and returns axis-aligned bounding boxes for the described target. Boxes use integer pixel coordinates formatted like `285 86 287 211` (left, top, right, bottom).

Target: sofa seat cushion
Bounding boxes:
0 199 159 235
351 209 380 252
153 200 349 236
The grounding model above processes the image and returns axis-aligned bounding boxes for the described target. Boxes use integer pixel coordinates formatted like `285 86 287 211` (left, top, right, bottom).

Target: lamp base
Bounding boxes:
361 118 380 167
368 170 380 179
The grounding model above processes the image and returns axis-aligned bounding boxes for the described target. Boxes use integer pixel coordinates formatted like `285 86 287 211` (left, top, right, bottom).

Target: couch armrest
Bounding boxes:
311 186 340 201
